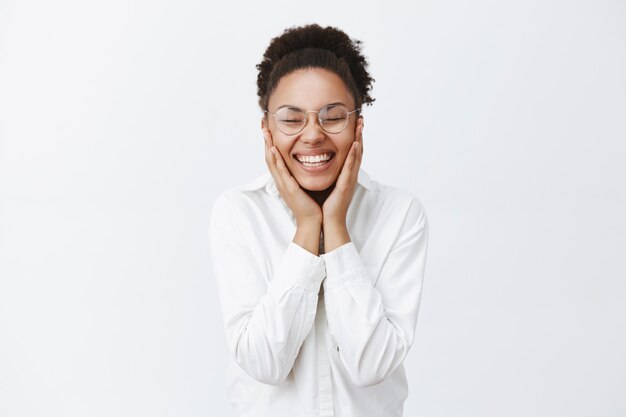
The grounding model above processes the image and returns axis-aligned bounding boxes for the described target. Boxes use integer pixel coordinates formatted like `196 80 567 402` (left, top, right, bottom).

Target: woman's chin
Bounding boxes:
297 175 337 192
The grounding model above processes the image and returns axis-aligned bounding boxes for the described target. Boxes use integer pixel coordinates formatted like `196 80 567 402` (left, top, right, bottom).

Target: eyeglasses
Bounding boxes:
265 103 360 135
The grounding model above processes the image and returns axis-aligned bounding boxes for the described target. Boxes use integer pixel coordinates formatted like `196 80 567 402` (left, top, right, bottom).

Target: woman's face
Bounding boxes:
262 68 359 192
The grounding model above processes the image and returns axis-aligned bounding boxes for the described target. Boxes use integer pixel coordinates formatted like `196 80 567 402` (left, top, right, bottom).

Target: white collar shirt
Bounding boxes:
209 169 429 417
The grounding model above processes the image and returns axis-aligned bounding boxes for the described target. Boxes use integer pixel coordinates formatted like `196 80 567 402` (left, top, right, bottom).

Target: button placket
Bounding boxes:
315 286 334 417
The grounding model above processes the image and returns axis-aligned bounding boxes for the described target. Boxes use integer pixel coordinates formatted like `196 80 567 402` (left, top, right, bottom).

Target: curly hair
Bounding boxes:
256 24 375 111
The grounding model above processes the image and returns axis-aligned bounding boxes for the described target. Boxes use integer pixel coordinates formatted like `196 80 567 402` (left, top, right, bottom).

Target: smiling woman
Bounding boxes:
209 24 430 417
263 68 358 194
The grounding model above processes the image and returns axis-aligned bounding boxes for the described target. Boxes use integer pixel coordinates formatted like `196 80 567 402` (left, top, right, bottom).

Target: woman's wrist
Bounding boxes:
295 212 323 229
322 220 350 252
293 218 322 256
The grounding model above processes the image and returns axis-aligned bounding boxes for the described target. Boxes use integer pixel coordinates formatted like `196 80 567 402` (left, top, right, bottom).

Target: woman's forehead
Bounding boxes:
268 68 355 110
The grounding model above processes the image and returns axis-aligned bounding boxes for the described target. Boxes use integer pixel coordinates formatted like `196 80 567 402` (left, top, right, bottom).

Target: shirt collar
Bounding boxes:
240 168 373 196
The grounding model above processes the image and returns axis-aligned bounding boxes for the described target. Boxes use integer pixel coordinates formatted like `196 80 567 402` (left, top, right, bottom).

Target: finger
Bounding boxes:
350 141 360 176
272 147 295 178
263 128 276 155
270 147 284 178
336 141 358 188
353 119 363 171
356 121 364 164
358 118 365 152
272 147 300 191
264 132 276 170
263 130 272 162
264 130 282 184
271 147 292 181
347 122 364 183
264 128 275 148
356 118 364 154
342 118 362 174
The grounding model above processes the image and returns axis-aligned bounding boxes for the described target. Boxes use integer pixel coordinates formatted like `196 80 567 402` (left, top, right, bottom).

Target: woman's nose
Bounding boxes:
300 112 325 144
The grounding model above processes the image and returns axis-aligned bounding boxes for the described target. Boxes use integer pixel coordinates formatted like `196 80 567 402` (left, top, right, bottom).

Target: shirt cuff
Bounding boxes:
320 242 369 290
269 242 326 297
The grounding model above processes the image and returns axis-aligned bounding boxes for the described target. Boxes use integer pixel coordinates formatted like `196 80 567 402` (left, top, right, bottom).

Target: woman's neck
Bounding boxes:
305 183 336 207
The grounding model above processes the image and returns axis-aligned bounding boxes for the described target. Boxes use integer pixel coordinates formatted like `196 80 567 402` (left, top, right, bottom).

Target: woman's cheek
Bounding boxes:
273 139 292 161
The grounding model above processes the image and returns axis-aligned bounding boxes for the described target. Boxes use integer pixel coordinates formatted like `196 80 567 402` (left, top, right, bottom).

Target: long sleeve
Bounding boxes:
321 198 429 387
209 193 326 386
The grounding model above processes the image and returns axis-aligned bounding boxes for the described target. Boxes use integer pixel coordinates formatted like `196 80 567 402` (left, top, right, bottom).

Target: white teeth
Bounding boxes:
296 153 332 163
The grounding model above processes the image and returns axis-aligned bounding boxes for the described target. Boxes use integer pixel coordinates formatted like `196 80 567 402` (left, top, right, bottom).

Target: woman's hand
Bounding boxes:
264 128 322 254
321 118 364 252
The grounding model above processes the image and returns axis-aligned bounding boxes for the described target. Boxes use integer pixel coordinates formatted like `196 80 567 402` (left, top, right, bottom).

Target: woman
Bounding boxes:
209 24 429 417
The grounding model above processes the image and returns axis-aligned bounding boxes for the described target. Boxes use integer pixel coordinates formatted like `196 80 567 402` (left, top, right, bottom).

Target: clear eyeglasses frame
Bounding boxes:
264 103 360 135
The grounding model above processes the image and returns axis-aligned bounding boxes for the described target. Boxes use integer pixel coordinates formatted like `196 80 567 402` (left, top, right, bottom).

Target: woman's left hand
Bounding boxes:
321 118 363 250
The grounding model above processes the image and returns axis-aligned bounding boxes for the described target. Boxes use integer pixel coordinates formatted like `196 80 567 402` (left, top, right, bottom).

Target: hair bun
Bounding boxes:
257 24 375 110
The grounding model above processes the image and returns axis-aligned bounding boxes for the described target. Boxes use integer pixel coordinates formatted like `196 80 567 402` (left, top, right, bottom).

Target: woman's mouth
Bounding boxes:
294 152 335 168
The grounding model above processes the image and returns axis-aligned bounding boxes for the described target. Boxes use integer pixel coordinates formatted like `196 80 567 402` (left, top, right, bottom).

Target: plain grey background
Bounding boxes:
1 0 625 416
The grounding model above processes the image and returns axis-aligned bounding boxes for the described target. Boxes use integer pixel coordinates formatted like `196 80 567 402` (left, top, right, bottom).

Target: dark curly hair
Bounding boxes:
256 24 375 111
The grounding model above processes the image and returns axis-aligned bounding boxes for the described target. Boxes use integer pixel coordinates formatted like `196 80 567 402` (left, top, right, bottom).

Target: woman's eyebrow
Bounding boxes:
275 102 347 111
276 104 302 111
323 102 345 108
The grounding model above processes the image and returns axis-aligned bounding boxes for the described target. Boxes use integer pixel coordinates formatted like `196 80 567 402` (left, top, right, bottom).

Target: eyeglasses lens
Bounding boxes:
276 107 306 135
319 105 349 134
275 105 349 135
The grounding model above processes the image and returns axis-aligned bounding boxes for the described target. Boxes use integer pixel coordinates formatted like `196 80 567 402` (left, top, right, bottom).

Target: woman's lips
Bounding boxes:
293 152 335 173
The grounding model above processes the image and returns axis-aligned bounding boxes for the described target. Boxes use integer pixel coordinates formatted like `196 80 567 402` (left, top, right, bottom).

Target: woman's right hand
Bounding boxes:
263 129 322 254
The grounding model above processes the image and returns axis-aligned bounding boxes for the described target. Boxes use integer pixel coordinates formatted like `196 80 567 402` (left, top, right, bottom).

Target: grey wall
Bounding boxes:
1 0 624 416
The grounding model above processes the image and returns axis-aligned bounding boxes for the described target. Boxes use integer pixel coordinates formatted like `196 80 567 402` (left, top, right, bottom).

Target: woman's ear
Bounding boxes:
261 117 267 131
